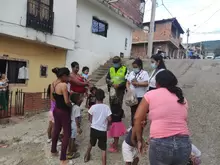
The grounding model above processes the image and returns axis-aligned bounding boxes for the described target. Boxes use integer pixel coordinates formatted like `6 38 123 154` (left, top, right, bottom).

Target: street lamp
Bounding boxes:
143 26 149 57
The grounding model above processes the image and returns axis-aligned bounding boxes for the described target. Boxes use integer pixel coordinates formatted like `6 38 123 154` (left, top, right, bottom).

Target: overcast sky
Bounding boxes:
144 0 220 43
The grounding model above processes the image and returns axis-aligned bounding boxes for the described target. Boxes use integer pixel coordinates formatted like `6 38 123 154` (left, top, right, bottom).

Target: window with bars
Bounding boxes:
26 0 54 33
92 17 108 37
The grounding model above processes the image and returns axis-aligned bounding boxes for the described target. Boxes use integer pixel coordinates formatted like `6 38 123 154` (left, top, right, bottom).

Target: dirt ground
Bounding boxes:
0 59 220 165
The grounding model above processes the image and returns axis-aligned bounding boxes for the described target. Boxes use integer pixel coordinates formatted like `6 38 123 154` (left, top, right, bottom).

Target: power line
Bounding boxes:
192 30 220 34
193 8 220 32
161 0 173 17
181 1 217 19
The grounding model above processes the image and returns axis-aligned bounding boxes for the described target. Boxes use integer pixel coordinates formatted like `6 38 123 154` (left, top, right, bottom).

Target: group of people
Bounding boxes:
47 55 201 165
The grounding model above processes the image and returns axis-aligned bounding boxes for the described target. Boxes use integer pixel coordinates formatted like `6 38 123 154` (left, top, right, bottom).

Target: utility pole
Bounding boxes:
147 0 157 58
186 28 190 58
200 41 202 54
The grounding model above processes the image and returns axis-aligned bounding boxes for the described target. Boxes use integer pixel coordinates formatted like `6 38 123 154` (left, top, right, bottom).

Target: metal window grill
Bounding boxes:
26 0 54 33
92 17 108 37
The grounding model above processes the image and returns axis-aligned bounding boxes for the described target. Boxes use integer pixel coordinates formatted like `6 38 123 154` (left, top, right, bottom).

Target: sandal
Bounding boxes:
67 152 80 160
84 153 91 163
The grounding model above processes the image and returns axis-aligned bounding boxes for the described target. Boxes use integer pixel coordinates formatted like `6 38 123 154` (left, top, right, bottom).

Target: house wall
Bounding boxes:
0 35 66 93
131 42 168 58
133 22 172 43
0 0 76 50
66 0 133 72
133 22 181 48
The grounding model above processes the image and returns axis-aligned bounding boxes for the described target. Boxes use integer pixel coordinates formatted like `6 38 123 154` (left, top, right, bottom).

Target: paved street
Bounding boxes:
0 59 220 165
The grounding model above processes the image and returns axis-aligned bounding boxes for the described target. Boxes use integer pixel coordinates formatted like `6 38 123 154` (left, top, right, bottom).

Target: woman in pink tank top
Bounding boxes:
133 70 191 165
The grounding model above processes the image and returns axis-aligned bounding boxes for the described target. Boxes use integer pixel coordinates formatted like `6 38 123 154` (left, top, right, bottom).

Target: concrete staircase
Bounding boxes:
89 57 130 85
89 58 113 85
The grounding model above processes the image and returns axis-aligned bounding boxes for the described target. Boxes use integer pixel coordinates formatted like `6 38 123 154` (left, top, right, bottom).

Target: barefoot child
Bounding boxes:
47 84 55 143
122 119 147 165
108 97 126 152
84 89 112 165
67 93 82 159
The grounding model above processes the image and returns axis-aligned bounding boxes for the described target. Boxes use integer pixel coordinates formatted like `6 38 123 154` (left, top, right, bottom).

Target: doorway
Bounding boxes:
0 59 7 75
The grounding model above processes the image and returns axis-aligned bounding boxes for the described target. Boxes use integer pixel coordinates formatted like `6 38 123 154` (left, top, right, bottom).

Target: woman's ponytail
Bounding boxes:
167 86 185 104
156 70 185 104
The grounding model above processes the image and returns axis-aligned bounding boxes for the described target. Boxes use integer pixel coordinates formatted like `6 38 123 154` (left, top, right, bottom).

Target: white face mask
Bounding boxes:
151 63 157 69
133 68 140 74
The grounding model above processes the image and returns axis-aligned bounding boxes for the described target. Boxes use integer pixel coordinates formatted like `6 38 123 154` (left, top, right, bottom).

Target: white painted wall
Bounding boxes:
66 0 133 72
0 0 76 50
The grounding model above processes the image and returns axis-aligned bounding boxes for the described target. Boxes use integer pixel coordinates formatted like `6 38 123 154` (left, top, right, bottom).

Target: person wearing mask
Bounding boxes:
148 54 166 91
50 67 72 165
106 56 127 108
69 62 89 98
133 70 191 165
0 73 8 111
126 58 149 130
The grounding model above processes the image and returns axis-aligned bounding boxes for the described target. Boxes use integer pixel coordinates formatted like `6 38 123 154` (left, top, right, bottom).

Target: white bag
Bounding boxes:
110 87 116 98
125 90 138 107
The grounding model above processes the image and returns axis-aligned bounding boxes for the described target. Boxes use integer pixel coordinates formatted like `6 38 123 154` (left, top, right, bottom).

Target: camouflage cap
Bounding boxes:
112 56 121 63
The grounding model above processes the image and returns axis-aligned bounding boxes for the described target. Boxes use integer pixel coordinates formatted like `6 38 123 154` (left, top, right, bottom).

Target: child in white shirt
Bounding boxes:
67 93 82 160
84 89 112 165
187 144 201 165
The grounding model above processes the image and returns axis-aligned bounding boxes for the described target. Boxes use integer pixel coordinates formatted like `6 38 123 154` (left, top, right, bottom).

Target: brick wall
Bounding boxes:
111 0 144 24
24 92 49 113
132 42 168 58
131 44 147 58
133 22 172 43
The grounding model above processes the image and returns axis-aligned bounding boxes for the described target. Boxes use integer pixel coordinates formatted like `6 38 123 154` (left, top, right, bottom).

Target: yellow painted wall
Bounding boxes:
0 35 66 92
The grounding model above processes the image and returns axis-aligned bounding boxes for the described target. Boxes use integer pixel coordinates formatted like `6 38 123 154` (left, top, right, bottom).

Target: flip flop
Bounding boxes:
67 152 80 160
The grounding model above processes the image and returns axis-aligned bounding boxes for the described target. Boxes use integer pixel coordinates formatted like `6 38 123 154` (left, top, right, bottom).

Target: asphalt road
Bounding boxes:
0 59 219 165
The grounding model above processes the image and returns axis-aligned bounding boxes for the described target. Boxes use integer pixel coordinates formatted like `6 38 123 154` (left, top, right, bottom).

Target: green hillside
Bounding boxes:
192 40 220 52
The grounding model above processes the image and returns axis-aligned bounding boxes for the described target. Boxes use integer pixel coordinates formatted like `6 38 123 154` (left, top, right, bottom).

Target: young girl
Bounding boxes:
67 93 82 159
86 86 97 109
108 98 126 152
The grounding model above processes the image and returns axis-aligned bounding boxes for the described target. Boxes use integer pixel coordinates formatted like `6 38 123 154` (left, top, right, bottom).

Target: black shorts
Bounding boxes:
90 128 107 151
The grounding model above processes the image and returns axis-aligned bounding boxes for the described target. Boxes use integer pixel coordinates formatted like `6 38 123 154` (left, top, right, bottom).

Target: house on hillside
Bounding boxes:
66 0 145 72
132 18 185 59
0 0 77 116
0 0 76 93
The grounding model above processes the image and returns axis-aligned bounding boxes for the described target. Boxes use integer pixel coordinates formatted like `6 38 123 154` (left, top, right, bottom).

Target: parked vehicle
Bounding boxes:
214 56 220 60
205 56 214 59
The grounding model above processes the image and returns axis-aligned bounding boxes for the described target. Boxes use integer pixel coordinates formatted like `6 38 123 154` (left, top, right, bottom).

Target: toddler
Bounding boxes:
81 66 89 80
86 87 97 109
108 98 126 152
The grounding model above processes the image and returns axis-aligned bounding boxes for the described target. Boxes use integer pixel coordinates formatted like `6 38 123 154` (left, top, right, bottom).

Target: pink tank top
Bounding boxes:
144 88 190 138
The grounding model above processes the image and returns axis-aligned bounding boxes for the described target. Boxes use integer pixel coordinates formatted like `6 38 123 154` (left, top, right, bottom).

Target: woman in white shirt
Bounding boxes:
126 58 149 128
148 54 167 91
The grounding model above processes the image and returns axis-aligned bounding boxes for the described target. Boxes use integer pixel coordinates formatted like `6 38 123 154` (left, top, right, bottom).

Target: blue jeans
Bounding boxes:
149 135 191 165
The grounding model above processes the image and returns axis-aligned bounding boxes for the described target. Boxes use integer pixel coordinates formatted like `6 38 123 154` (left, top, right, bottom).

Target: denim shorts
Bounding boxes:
149 135 191 165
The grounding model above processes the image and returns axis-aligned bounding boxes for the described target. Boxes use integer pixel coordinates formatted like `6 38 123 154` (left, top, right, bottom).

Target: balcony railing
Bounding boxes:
26 0 54 34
